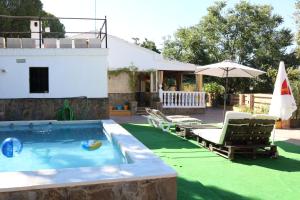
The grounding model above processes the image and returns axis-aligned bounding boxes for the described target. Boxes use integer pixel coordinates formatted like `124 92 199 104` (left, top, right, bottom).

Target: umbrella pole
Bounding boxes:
223 69 229 118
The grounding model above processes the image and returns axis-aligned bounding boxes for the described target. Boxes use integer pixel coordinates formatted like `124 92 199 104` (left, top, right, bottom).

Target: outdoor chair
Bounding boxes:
21 38 36 48
0 37 5 48
44 38 57 48
145 108 202 132
6 38 21 48
74 39 88 48
192 111 278 160
59 39 72 48
88 38 101 48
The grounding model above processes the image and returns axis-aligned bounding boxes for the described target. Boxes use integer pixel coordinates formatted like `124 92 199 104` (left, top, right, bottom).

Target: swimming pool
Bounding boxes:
0 122 126 172
0 120 176 199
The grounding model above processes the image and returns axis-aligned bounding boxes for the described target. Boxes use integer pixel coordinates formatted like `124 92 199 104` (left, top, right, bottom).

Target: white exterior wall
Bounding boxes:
0 49 108 98
107 36 157 70
71 34 198 71
108 72 131 93
107 35 197 71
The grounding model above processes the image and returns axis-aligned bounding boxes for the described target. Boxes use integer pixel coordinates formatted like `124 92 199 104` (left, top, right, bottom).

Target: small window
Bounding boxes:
29 67 49 93
34 22 38 27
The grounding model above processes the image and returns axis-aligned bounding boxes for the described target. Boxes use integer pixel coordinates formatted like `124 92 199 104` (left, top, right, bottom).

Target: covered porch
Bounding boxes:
134 61 206 113
106 35 206 114
157 70 205 109
136 70 205 107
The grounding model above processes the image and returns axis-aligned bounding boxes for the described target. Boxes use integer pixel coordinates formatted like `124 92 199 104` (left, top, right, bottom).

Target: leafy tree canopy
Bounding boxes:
163 1 298 93
132 37 161 53
0 0 65 38
295 0 300 57
140 38 161 53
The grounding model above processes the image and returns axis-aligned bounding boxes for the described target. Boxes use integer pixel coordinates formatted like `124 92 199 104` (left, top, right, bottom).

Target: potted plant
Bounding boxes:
290 80 300 128
124 101 130 110
167 78 176 91
275 119 282 129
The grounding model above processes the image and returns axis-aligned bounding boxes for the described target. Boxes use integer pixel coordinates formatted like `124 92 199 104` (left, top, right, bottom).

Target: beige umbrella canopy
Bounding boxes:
195 60 265 78
195 60 265 116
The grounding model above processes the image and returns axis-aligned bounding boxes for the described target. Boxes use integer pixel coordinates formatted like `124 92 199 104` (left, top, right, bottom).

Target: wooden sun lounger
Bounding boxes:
175 123 222 138
145 108 202 132
192 112 278 160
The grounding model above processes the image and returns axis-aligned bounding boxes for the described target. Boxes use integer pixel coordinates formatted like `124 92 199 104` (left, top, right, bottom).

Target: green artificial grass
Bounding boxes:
122 123 300 200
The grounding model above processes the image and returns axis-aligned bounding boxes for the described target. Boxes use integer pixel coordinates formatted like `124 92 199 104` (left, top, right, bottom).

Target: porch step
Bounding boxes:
136 107 148 115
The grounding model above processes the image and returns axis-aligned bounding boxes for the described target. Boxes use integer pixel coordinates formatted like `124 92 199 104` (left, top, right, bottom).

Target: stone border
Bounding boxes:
0 98 109 121
0 120 176 192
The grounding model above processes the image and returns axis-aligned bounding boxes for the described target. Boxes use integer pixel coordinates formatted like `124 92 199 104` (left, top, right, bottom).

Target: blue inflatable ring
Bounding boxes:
81 140 102 151
1 137 23 158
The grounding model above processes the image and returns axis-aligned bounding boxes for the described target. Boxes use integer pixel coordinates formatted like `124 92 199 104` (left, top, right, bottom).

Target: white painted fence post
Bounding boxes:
160 91 206 108
159 84 163 102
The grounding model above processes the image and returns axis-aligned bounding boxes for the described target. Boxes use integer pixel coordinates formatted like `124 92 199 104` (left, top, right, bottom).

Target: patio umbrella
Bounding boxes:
195 60 265 116
269 61 297 120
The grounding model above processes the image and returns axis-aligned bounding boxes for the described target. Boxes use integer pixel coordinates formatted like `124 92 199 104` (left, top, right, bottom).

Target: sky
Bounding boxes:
41 0 298 48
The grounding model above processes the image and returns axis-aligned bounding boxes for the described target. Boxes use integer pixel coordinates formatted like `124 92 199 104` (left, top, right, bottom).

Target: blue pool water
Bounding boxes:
0 122 127 172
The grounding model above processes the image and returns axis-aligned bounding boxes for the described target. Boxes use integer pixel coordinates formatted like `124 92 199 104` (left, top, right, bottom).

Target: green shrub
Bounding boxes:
255 105 270 114
204 82 225 106
291 80 300 119
233 104 252 113
204 82 225 94
182 83 196 91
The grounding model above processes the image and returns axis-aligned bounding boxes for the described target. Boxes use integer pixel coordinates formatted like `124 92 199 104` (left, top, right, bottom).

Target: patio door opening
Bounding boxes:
136 73 151 107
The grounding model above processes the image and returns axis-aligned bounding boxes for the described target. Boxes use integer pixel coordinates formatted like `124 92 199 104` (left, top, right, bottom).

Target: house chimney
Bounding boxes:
30 20 42 47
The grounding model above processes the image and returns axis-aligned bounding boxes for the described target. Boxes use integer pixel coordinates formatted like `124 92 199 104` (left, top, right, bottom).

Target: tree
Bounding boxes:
140 38 161 53
295 0 300 57
132 37 161 54
163 1 296 93
0 0 65 38
132 37 140 45
41 12 65 38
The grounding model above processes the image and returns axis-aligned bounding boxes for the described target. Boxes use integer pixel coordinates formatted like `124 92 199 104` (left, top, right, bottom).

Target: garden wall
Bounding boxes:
230 93 272 111
0 98 109 121
0 177 176 200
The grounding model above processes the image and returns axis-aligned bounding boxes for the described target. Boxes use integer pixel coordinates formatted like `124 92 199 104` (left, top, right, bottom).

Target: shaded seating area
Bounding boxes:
193 111 278 160
145 108 202 132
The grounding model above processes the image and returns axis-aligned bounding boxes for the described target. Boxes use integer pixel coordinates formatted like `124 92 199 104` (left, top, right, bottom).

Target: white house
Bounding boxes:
72 34 206 114
0 16 205 121
0 17 110 120
0 41 109 120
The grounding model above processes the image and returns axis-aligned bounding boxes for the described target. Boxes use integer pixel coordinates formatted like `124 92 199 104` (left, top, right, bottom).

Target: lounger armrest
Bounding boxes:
193 124 222 129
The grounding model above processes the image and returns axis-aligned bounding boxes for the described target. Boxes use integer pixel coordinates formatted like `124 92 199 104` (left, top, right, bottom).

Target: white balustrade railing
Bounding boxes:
159 90 206 108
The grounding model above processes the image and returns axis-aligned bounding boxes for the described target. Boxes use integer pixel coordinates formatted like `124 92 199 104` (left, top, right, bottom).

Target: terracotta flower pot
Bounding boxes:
124 105 129 110
275 120 282 129
281 119 291 129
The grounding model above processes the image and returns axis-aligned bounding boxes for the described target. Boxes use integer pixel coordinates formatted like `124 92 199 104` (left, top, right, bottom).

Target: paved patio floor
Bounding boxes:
111 108 300 146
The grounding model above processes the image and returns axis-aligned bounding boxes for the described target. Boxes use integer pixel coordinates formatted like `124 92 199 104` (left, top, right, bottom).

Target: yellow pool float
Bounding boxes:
81 140 102 151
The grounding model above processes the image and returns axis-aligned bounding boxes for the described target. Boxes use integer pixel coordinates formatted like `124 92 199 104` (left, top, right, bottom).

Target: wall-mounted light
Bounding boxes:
16 58 26 63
